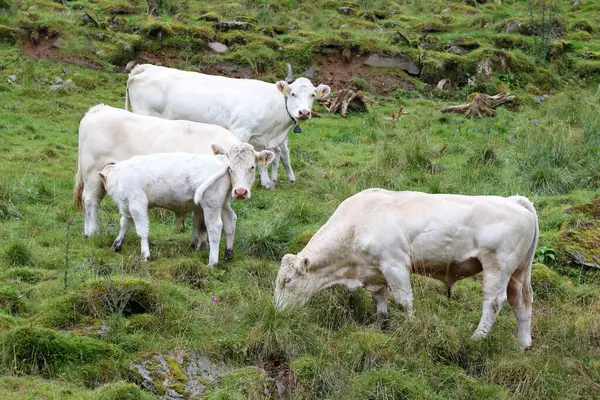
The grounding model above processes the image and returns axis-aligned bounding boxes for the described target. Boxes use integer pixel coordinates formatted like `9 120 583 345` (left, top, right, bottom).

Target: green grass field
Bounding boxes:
1 0 600 399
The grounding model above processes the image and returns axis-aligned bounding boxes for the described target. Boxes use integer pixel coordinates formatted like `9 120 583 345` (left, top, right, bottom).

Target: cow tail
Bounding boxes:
125 86 130 111
193 163 229 206
74 170 84 210
510 196 539 309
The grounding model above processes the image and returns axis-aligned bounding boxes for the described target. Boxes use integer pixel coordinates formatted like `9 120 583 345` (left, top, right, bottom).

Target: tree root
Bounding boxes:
319 89 375 117
441 92 515 118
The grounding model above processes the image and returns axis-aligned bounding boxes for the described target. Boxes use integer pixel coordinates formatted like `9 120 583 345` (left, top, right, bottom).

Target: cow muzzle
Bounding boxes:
296 109 311 120
233 188 249 200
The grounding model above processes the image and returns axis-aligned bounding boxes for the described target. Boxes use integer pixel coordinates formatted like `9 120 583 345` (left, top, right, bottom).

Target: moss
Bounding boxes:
339 368 434 399
141 20 174 38
0 285 27 314
235 15 258 24
417 20 449 33
290 355 322 380
342 1 359 10
450 37 480 50
228 43 278 74
569 30 593 42
282 42 314 70
0 25 19 45
82 278 161 318
37 293 86 328
335 328 395 371
199 12 219 22
572 20 594 34
109 34 143 66
193 25 215 39
1 268 46 284
0 312 16 332
492 35 528 50
531 263 568 300
1 326 124 376
204 367 268 399
573 59 600 78
95 381 154 400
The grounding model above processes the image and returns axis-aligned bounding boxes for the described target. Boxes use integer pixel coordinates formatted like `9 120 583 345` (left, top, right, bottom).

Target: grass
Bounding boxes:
1 0 600 399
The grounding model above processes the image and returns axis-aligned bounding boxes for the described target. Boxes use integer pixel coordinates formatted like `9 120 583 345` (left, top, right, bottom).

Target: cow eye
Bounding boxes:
311 93 315 98
284 278 291 284
291 92 296 97
249 166 255 172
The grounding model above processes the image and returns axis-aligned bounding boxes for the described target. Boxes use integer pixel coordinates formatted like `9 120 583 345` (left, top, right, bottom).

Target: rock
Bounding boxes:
570 0 582 5
63 68 72 74
17 68 22 73
392 31 410 45
54 77 63 84
340 23 350 29
125 61 137 73
476 59 493 82
569 251 600 269
558 198 600 269
208 42 228 53
215 21 252 31
448 45 466 55
52 37 67 49
442 7 451 13
338 7 354 14
96 49 105 56
273 25 289 34
374 10 389 19
74 73 81 76
129 351 228 399
63 79 73 90
529 119 540 125
96 33 105 41
49 84 62 91
533 94 549 103
364 53 420 76
8 75 16 83
374 27 384 33
28 5 38 10
505 20 521 33
358 11 376 22
342 1 359 10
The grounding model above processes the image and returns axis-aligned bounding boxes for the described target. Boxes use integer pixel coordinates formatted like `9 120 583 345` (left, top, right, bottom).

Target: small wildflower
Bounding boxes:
211 295 217 303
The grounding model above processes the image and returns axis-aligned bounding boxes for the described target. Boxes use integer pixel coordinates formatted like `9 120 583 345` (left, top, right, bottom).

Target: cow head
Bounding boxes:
212 143 274 200
274 254 319 310
276 78 331 122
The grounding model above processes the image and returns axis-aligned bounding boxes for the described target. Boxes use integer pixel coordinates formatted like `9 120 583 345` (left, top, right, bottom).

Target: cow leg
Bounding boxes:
269 145 281 184
471 252 513 342
82 174 106 237
176 212 186 232
279 139 296 183
128 197 151 261
221 196 237 260
258 163 275 189
379 255 414 317
111 213 132 251
372 287 390 329
507 266 533 350
191 209 208 252
203 205 223 267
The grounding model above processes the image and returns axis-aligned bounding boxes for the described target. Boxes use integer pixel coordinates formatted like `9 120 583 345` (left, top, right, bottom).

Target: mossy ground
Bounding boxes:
1 0 600 399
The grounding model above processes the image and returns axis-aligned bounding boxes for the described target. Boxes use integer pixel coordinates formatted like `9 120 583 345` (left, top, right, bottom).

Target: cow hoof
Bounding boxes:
289 179 296 184
200 240 209 252
110 239 123 252
262 182 275 190
225 248 234 260
376 313 390 330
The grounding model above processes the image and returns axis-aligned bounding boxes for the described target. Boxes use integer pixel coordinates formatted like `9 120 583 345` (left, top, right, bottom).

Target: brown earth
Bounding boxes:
21 37 104 70
311 54 417 96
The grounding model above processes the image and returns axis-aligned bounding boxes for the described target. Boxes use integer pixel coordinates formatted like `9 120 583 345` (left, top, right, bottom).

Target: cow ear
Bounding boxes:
301 257 310 273
98 164 114 186
211 144 228 156
315 84 331 100
276 80 291 97
98 171 107 186
255 150 275 166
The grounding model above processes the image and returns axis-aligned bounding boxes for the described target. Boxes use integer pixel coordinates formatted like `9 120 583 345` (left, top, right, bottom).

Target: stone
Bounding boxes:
442 7 451 13
8 75 16 83
533 95 549 104
96 33 105 41
215 21 252 31
208 42 228 53
51 37 67 49
96 49 105 56
63 79 73 90
505 20 522 33
199 12 219 22
63 68 72 74
392 31 410 45
129 351 228 399
364 53 420 75
54 77 63 84
49 84 61 91
448 45 466 55
340 23 350 29
338 7 354 14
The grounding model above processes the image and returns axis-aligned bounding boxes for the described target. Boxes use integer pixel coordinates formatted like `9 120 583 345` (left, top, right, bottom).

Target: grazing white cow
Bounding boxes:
73 104 271 238
99 148 272 265
124 63 331 189
274 189 539 350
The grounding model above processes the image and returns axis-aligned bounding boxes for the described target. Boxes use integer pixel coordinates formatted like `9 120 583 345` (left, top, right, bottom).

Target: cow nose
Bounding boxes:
234 188 248 198
298 109 311 118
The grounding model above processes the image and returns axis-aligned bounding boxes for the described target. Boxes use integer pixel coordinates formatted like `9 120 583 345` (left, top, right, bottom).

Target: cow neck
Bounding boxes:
284 96 302 133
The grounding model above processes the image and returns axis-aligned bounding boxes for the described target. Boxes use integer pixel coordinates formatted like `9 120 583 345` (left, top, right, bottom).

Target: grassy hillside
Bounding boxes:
1 0 600 399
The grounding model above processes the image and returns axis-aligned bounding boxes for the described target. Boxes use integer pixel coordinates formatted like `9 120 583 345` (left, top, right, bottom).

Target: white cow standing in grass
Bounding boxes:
99 147 273 265
275 188 539 350
73 104 271 242
124 63 331 189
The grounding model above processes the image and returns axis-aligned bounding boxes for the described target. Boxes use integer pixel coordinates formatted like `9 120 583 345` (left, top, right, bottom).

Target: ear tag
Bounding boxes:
259 158 267 166
294 126 302 133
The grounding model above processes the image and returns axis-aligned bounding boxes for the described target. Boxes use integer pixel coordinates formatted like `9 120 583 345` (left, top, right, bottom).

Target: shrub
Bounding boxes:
95 381 154 400
1 326 124 375
4 242 33 266
0 285 27 314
